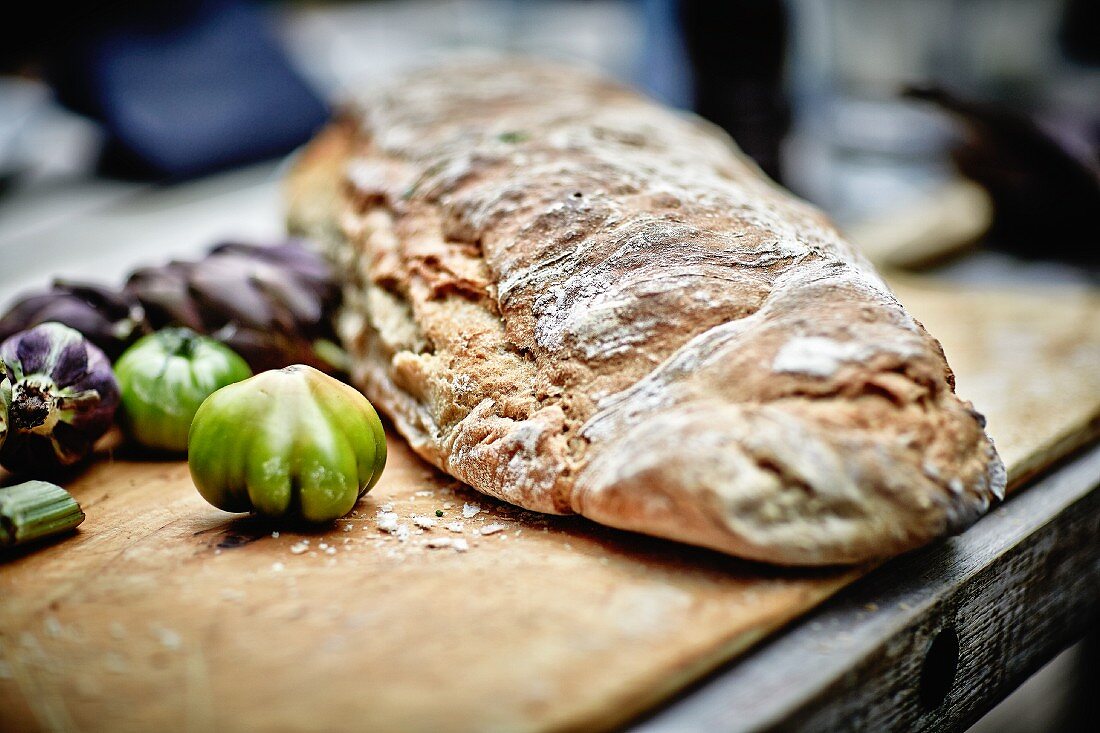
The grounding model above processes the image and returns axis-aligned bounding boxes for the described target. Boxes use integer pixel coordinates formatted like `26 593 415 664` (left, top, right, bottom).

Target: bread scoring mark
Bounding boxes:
578 315 759 443
527 217 779 358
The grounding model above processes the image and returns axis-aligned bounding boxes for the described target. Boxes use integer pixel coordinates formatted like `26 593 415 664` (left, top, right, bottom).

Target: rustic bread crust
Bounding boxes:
287 59 1005 565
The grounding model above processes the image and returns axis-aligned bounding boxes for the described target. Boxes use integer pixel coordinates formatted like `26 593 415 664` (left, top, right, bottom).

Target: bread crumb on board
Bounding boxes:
424 537 469 553
152 626 182 651
266 496 536 561
376 511 400 533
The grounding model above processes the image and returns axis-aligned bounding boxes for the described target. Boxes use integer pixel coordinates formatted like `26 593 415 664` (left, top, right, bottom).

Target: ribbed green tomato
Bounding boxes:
115 328 252 452
187 365 386 523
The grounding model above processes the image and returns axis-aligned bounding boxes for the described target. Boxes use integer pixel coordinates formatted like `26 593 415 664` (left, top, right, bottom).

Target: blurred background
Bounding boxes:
1 1 1097 275
0 2 1096 730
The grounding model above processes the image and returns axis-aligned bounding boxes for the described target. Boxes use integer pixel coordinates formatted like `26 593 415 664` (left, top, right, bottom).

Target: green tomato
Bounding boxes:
187 365 386 523
115 328 252 452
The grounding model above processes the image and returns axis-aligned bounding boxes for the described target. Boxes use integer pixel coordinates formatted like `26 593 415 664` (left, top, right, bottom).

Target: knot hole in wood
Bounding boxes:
919 626 960 709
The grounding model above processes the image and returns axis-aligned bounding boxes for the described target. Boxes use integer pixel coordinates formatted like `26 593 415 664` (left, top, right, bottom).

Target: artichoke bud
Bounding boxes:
0 323 120 474
188 365 386 523
124 262 206 332
126 241 345 373
0 281 148 360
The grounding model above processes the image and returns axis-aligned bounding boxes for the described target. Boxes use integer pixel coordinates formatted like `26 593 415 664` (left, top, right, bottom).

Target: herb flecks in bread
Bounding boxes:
286 59 1005 565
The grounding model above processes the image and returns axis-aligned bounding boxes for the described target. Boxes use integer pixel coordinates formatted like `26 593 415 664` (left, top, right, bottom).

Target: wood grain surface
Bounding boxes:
636 443 1100 733
892 279 1100 485
1 280 1098 733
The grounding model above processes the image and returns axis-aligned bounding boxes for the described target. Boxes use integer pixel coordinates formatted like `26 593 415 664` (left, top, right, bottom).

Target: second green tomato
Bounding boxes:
115 328 252 451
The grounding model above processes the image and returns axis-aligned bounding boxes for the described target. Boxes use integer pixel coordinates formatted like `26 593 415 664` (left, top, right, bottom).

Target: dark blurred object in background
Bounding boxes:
908 86 1099 266
4 0 326 180
678 0 789 181
1059 0 1100 65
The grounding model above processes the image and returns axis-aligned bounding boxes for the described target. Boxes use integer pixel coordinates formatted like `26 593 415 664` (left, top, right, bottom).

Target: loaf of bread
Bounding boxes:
287 59 1005 565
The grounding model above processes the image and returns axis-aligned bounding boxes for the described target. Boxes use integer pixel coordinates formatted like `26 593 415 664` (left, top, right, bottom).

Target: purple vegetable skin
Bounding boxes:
0 323 120 474
0 280 147 360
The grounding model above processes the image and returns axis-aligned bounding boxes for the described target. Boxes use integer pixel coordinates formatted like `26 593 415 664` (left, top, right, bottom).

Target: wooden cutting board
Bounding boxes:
2 280 1098 733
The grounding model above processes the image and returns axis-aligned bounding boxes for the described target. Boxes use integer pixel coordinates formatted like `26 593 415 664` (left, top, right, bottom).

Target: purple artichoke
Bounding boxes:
0 323 120 474
0 240 344 376
125 240 343 373
0 281 148 361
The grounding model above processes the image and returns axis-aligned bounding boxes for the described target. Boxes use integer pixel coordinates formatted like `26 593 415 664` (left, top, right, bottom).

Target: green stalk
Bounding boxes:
0 481 85 549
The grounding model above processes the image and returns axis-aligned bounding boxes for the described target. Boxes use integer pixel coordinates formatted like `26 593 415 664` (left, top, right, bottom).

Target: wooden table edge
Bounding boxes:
630 440 1100 732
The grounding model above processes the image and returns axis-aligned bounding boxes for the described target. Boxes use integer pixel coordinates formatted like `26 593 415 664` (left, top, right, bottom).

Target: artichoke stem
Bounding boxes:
0 481 85 548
